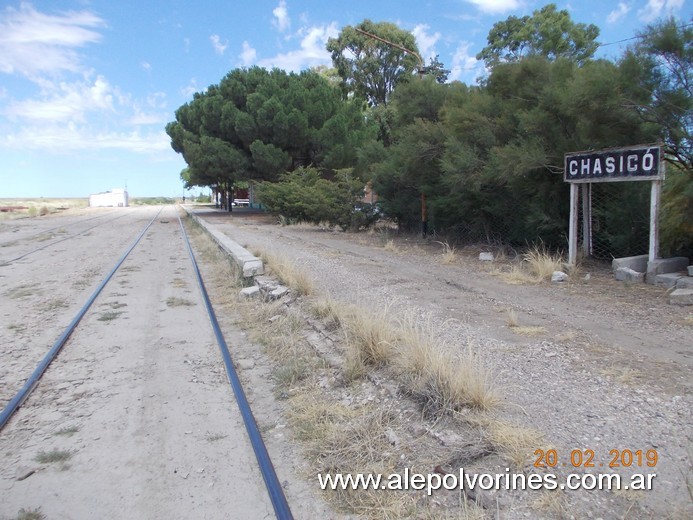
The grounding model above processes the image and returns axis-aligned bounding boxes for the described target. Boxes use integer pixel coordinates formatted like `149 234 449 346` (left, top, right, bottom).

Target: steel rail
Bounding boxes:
0 207 163 430
177 215 294 520
1 211 131 265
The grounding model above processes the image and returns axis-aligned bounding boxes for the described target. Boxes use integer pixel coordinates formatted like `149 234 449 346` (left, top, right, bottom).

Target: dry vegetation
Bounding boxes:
182 214 557 519
494 244 571 285
0 198 87 221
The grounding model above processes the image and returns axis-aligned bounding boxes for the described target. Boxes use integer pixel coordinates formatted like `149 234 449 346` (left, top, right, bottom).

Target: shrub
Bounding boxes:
256 167 378 230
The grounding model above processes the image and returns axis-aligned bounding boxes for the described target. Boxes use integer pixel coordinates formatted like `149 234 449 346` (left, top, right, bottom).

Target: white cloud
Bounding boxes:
141 61 152 72
272 0 291 32
210 34 228 55
449 42 483 83
240 41 257 66
2 124 170 153
412 24 441 64
0 3 104 79
638 0 685 22
464 0 522 14
6 75 115 122
181 79 202 98
258 23 338 72
607 2 630 23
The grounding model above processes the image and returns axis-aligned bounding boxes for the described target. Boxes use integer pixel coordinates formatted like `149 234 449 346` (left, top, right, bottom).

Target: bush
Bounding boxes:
257 167 377 231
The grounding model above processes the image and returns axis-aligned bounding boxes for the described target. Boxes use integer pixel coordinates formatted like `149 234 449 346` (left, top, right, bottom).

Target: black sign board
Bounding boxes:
564 145 662 183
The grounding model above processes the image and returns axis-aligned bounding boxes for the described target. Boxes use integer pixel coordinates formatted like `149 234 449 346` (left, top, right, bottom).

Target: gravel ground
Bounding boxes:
198 207 692 519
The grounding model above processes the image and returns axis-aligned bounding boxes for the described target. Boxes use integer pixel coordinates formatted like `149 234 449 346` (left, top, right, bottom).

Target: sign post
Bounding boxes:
564 144 664 265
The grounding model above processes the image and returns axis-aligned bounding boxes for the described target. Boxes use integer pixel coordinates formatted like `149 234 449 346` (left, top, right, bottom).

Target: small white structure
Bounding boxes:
89 188 129 207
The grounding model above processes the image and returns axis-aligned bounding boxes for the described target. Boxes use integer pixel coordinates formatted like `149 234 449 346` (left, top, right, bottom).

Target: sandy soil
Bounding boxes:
0 206 330 519
196 207 691 519
1 205 690 519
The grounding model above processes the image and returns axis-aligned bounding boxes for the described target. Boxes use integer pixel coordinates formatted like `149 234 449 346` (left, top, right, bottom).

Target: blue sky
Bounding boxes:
0 0 689 198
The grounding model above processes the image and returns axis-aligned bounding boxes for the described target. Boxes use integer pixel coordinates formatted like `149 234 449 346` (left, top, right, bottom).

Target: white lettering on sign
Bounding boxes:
564 146 661 183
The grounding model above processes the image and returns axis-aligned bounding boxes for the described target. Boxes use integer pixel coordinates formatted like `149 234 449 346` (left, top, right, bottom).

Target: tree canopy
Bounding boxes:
167 10 691 256
166 67 374 190
476 4 600 67
327 19 420 106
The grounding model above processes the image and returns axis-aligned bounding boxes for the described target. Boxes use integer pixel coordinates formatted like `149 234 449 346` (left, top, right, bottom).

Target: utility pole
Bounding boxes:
355 28 429 237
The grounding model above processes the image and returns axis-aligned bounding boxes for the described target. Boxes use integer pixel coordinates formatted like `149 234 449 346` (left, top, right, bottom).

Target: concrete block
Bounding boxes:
688 266 693 276
612 255 648 273
254 276 279 292
647 257 689 276
669 289 693 306
479 252 494 261
239 286 260 298
551 271 568 282
655 273 683 289
676 277 693 289
614 267 645 283
269 286 289 300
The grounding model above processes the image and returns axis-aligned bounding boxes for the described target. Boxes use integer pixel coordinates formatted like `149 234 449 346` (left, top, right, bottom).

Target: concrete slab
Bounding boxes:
239 286 260 298
612 255 648 273
676 277 693 290
614 267 645 283
183 207 264 278
655 273 683 289
669 288 693 306
647 257 690 284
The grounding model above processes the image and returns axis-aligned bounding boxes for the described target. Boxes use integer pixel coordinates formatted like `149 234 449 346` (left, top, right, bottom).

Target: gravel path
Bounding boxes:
201 208 692 519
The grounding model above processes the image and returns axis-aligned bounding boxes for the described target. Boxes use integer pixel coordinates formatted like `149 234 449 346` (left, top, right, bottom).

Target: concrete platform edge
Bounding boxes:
181 205 264 278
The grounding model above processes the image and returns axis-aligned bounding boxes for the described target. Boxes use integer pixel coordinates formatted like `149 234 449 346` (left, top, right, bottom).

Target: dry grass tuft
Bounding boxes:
260 250 315 296
396 317 499 414
499 244 567 285
311 295 342 331
287 393 357 443
488 421 544 469
532 491 570 518
436 240 458 264
523 244 566 282
506 310 546 336
166 296 195 307
341 305 398 369
383 239 399 252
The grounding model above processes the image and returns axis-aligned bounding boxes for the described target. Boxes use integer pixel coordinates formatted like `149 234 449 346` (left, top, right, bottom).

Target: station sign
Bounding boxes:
564 145 663 183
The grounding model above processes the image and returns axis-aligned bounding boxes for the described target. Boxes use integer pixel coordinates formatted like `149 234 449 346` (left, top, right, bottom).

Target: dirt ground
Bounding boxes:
0 206 330 519
1 205 691 519
196 207 691 519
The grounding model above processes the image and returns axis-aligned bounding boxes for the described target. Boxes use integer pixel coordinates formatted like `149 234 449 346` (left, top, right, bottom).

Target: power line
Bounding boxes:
597 21 692 48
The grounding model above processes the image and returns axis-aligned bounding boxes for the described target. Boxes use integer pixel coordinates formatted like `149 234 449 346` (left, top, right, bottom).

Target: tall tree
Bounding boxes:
327 19 420 106
166 67 373 190
619 17 692 170
476 3 600 68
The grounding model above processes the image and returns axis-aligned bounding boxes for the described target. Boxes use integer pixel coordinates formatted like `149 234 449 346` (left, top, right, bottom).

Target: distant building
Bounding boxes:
89 188 129 207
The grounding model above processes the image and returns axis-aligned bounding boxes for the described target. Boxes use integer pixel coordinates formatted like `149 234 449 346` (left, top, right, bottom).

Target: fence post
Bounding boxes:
568 183 579 265
649 179 661 262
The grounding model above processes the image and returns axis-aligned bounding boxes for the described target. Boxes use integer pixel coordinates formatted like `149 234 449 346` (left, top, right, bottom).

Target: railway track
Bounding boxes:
0 206 293 519
1 210 129 265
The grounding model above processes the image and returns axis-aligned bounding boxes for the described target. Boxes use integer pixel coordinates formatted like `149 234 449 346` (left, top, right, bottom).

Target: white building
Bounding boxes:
89 189 129 208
